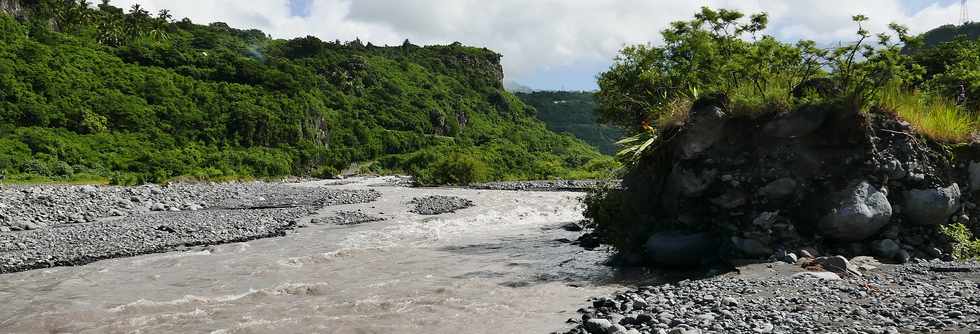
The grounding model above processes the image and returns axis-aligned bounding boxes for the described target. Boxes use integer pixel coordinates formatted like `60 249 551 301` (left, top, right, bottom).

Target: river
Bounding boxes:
0 177 647 333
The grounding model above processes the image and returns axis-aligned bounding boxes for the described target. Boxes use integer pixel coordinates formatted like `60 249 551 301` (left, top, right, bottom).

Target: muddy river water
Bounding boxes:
0 177 648 333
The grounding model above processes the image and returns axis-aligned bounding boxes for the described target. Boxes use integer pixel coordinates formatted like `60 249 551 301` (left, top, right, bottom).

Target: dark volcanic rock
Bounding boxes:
816 180 893 242
903 183 962 225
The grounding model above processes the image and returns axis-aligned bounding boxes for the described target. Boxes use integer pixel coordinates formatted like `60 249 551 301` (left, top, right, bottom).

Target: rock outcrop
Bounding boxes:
599 98 979 266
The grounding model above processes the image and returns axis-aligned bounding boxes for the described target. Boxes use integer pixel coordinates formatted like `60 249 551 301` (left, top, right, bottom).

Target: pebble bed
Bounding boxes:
558 260 980 334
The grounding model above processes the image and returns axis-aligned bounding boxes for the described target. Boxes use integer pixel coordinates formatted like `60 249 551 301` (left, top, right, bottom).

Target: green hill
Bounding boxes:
918 22 980 48
516 91 623 155
0 1 613 184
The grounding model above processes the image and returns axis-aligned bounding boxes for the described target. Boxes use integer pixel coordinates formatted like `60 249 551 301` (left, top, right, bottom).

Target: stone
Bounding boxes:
817 181 893 241
644 232 717 267
970 162 980 192
79 185 99 194
904 184 961 225
759 178 798 200
561 222 584 232
762 105 829 138
731 237 772 257
871 239 902 262
812 256 860 276
668 166 717 198
584 318 614 334
667 326 702 334
791 271 842 280
150 203 166 211
607 324 628 333
676 105 727 160
710 190 748 209
782 252 799 264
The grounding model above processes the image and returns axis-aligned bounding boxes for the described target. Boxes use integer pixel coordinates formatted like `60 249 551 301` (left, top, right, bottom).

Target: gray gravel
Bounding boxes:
409 195 474 215
0 182 381 274
469 180 620 192
558 259 980 334
0 182 380 231
312 211 386 226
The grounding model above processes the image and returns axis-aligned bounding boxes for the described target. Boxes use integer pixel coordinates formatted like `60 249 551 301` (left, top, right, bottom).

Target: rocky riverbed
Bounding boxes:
0 182 381 273
560 257 980 334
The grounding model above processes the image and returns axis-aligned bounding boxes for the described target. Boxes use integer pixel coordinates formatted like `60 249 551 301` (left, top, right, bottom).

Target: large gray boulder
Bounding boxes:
970 162 980 192
817 181 893 242
644 232 717 267
903 184 961 225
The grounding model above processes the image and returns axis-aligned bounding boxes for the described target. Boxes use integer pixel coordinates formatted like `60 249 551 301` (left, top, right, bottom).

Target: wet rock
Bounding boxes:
762 105 829 138
903 184 961 225
644 232 717 267
561 222 584 232
817 181 892 242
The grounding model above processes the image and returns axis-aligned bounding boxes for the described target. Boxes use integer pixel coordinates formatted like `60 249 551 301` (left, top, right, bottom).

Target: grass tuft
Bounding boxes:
880 86 979 143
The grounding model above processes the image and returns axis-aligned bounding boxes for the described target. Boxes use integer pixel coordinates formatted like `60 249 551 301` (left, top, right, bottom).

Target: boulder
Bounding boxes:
970 162 980 192
644 232 717 267
676 106 727 160
731 237 772 257
903 184 961 225
870 239 902 262
817 181 893 242
584 318 613 334
810 255 860 276
762 105 829 138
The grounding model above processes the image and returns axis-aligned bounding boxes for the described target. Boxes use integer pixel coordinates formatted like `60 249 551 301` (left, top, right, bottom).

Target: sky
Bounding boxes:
111 0 970 91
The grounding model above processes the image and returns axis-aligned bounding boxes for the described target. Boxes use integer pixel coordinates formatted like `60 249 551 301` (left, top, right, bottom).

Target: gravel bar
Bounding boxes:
558 259 980 334
409 195 474 215
469 180 620 192
0 183 381 274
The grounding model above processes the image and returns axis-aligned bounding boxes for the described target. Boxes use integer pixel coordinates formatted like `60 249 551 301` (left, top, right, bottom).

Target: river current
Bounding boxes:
0 177 646 333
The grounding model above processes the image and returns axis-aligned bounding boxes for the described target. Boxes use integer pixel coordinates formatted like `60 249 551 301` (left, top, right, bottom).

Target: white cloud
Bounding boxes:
110 0 969 88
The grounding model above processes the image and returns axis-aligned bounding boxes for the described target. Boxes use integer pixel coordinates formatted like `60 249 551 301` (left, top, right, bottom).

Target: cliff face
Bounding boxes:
0 0 25 18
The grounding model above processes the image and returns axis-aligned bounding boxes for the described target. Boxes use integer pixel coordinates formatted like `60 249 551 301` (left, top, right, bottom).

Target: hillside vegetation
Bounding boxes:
516 91 623 154
0 0 613 185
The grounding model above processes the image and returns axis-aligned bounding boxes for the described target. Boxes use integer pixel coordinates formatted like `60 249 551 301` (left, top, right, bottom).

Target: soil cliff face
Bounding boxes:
606 98 978 265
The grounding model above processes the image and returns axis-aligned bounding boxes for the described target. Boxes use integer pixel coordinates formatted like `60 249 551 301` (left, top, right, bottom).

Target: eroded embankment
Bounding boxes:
594 99 979 266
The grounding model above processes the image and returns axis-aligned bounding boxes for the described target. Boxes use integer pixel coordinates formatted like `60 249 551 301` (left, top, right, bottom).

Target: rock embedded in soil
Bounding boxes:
409 195 474 215
903 183 962 225
816 180 893 242
970 162 980 192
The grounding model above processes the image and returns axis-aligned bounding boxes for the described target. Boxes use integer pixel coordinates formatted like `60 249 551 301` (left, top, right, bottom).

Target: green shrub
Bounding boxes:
940 223 980 260
427 153 490 185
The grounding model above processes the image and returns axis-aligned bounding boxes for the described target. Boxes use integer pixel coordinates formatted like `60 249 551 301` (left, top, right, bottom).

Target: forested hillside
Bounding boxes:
516 91 623 154
0 1 613 185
